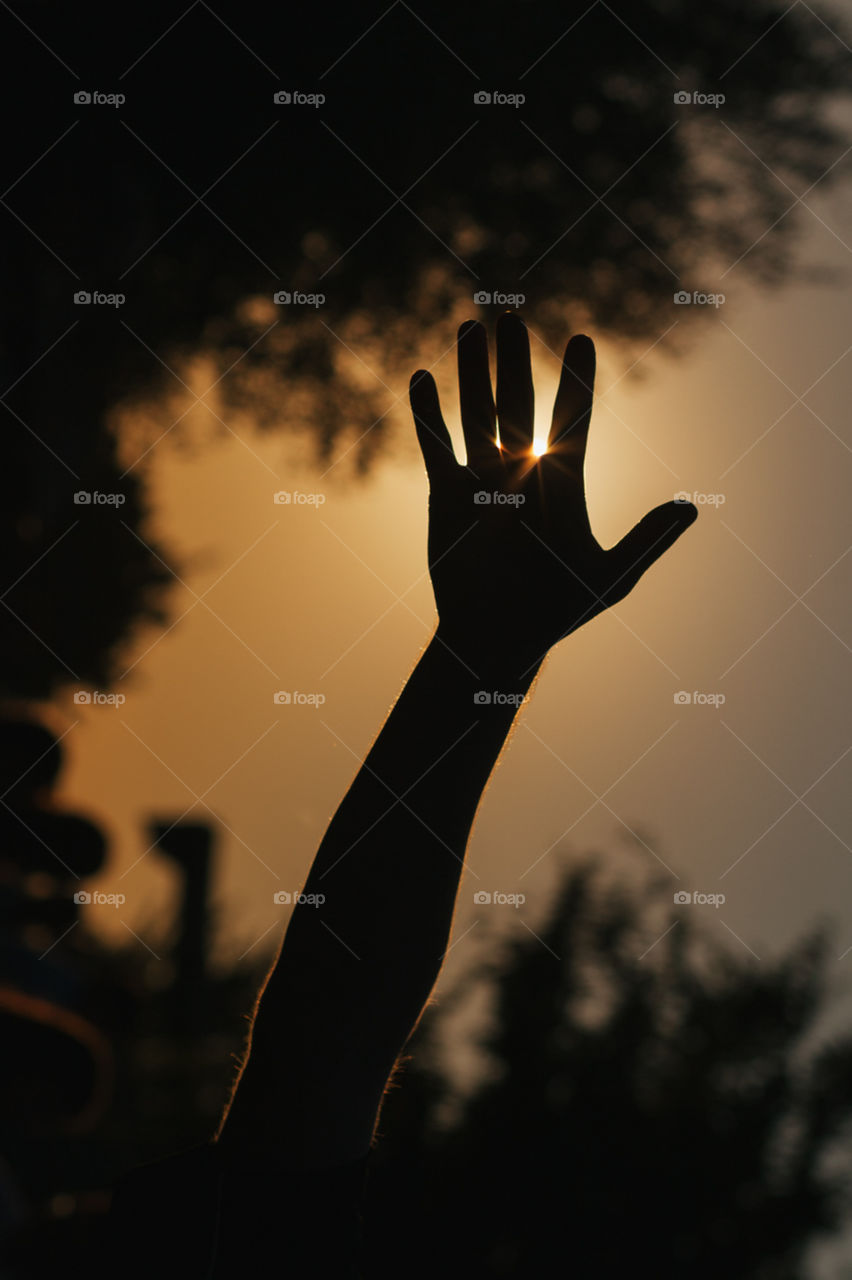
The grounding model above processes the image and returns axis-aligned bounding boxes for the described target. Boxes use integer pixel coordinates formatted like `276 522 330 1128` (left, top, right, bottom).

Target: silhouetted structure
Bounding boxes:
0 750 264 1277
0 714 113 1147
150 819 214 1035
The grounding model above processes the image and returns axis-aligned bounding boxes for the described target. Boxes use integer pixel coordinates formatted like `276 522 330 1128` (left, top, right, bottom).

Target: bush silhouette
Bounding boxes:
366 856 852 1278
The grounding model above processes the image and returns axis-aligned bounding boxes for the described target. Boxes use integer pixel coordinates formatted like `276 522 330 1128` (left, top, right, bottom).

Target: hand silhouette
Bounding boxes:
211 313 699 1192
410 313 697 670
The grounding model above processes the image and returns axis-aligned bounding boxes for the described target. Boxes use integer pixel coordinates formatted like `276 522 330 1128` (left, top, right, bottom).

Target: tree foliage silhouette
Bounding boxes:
366 857 852 1278
2 0 848 690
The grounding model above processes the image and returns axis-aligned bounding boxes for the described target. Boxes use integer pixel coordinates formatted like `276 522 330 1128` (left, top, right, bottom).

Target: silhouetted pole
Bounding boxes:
148 820 214 1034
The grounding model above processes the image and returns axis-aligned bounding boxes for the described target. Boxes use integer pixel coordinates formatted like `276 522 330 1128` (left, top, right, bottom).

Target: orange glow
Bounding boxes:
532 437 548 457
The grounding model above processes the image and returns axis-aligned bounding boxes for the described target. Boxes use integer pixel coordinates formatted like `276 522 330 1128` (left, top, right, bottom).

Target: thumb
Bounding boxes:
610 500 698 594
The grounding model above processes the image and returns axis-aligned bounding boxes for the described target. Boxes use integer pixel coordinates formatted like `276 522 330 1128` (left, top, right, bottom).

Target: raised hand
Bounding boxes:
210 313 699 1196
410 313 697 671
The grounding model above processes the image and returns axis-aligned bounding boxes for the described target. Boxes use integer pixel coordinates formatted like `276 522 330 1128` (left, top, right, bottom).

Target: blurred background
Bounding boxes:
1 1 851 1275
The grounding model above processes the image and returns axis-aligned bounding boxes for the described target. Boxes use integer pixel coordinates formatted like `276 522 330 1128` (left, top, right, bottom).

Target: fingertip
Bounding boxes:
409 369 434 397
410 371 442 426
563 334 595 370
458 319 482 340
672 499 699 526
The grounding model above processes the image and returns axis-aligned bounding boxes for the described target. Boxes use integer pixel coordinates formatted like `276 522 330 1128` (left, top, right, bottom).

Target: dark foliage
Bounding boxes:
366 857 852 1278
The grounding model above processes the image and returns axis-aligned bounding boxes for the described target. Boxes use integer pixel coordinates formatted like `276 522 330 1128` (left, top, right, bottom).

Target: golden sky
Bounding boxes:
53 199 852 1009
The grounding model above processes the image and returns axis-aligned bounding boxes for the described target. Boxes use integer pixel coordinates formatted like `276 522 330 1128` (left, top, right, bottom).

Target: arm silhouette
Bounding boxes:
215 312 698 1170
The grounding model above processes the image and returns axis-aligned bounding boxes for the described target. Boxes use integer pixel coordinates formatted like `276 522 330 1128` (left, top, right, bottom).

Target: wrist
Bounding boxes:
431 624 546 693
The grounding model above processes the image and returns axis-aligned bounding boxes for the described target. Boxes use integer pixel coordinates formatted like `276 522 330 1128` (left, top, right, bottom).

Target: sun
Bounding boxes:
531 436 548 457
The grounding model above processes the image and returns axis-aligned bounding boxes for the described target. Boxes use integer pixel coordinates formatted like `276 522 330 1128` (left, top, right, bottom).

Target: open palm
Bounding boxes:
409 314 697 671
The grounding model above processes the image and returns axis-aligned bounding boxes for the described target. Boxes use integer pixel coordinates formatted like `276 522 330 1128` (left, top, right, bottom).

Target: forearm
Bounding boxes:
296 628 541 961
217 631 542 1162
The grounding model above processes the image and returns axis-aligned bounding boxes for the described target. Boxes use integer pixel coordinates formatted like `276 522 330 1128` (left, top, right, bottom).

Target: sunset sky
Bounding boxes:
6 0 852 1274
55 180 851 1001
